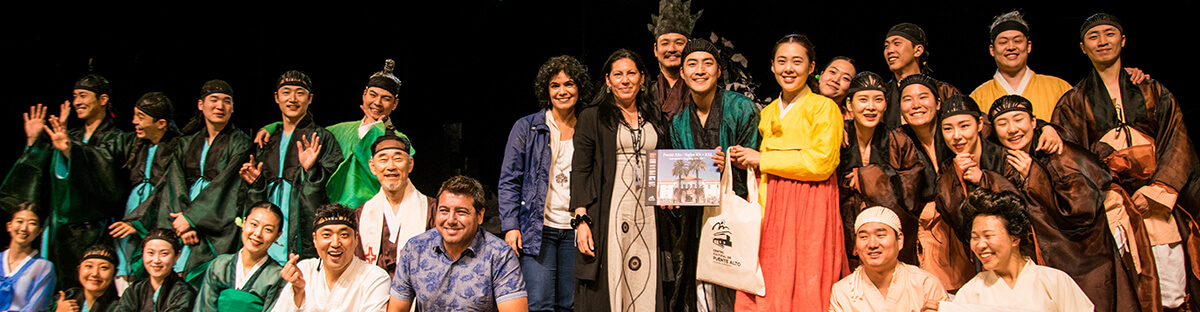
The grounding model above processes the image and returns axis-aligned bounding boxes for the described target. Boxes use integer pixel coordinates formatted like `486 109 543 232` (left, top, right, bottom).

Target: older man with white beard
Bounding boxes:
353 131 436 275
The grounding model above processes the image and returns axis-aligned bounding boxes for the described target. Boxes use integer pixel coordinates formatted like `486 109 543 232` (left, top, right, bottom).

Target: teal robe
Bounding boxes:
66 130 181 278
47 286 120 312
26 118 125 290
113 273 196 312
193 253 285 312
665 89 761 311
249 115 343 264
152 125 252 286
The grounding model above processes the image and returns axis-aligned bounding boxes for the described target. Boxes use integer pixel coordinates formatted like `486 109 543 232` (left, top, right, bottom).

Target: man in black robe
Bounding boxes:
881 23 962 130
1 74 124 289
240 70 343 264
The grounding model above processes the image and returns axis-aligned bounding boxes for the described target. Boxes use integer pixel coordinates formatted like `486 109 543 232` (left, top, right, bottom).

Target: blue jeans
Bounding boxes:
520 226 575 312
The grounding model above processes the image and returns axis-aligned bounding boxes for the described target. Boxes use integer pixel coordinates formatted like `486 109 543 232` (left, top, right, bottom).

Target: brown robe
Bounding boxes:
894 125 976 290
352 194 437 276
653 74 688 120
1017 127 1140 312
838 121 926 266
1054 69 1200 309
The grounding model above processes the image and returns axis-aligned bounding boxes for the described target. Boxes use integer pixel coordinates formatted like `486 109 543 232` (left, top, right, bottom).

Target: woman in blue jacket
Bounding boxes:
498 55 593 312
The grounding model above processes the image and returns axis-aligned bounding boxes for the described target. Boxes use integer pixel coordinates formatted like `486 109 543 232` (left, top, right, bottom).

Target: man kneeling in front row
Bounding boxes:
389 175 528 312
830 207 948 311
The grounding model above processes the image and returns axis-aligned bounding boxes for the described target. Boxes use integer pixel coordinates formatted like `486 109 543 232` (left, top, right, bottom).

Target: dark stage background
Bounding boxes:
3 2 1193 197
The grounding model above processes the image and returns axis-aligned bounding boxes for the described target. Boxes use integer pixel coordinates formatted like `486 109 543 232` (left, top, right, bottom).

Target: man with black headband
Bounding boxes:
988 95 1142 312
1 73 126 290
241 70 344 266
47 91 181 289
666 37 759 312
257 60 416 210
274 204 391 311
149 79 253 288
648 0 702 119
353 130 436 275
1053 13 1200 310
970 10 1142 152
388 176 527 312
881 22 961 130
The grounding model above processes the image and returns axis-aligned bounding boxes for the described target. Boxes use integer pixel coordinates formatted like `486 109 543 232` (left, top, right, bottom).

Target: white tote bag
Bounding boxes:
695 149 766 296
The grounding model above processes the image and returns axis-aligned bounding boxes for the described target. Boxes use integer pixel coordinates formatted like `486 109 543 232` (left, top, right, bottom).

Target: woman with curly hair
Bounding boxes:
940 188 1094 311
498 55 593 312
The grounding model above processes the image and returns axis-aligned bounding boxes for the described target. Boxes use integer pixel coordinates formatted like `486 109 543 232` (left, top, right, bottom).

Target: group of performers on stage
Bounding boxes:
0 1 1197 311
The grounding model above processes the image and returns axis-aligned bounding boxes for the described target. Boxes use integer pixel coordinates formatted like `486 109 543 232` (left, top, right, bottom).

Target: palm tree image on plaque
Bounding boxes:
644 149 722 206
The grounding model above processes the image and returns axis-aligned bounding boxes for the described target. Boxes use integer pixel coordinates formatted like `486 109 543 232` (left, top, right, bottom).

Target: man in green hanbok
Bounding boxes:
255 60 414 209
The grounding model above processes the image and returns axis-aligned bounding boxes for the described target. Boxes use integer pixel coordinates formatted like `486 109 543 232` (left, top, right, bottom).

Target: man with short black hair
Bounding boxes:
881 22 961 130
273 203 391 311
648 0 702 119
388 175 527 312
240 70 344 265
1053 13 1200 310
1 74 125 290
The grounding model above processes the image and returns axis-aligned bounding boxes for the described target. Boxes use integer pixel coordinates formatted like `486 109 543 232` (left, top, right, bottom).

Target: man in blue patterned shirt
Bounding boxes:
388 175 528 312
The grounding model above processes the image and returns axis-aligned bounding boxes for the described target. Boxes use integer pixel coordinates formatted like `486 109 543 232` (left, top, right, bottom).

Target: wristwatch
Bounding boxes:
571 214 593 229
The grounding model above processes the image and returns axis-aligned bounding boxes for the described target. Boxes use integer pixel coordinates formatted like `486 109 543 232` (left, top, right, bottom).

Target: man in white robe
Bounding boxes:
273 204 390 312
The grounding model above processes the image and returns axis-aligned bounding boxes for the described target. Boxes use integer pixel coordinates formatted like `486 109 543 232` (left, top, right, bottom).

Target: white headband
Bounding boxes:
855 206 902 233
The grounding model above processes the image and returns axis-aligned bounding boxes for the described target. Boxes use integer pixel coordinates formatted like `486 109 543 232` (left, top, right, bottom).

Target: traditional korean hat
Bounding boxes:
367 59 402 97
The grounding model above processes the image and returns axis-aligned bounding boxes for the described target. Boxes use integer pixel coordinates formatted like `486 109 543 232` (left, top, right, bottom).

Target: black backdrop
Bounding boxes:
3 2 1192 196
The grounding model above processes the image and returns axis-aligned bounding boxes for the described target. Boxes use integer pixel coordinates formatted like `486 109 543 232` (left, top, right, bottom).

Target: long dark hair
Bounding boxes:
591 49 663 130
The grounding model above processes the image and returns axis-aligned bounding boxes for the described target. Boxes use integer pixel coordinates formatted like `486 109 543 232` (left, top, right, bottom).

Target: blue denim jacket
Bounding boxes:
498 110 554 256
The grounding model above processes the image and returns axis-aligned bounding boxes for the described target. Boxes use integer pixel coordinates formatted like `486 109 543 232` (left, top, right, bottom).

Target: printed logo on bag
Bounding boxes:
711 220 731 248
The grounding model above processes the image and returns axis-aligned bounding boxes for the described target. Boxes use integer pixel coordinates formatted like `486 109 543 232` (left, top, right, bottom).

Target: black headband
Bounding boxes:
1080 13 1123 41
886 23 927 47
990 20 1029 42
846 71 887 99
939 94 982 122
74 74 112 96
82 252 118 266
135 92 174 121
371 127 414 156
897 73 940 100
144 231 182 252
314 218 357 231
988 95 1034 123
200 79 233 99
276 70 313 92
